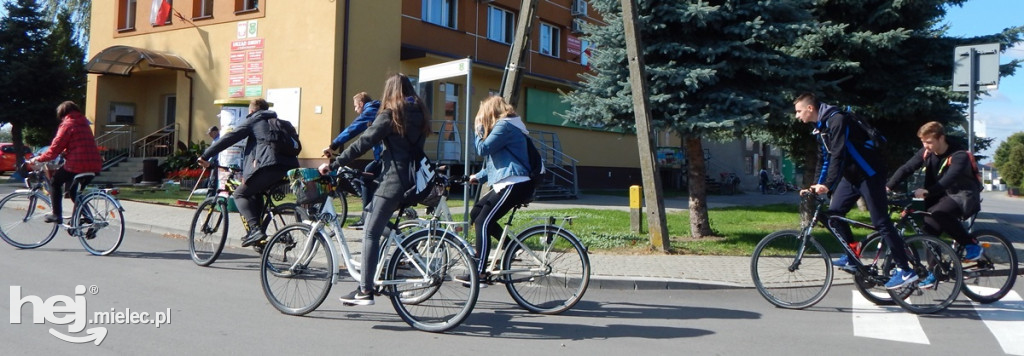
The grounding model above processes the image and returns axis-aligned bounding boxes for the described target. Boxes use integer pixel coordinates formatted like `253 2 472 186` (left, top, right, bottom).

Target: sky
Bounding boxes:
943 0 1024 162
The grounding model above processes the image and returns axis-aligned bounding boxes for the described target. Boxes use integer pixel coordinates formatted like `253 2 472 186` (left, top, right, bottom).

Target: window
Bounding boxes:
487 6 514 44
118 0 137 30
539 23 560 57
109 103 136 124
235 0 258 13
193 0 214 19
422 0 456 29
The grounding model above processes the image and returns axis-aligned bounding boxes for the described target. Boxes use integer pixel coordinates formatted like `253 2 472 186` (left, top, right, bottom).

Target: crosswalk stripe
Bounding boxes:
851 291 930 344
970 289 1024 356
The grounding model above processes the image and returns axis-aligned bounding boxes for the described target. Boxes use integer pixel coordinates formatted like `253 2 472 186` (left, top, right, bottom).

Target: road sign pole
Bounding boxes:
968 48 976 154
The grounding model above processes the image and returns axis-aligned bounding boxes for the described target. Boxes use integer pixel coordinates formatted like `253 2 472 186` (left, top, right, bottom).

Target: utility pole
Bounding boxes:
621 0 670 251
499 0 539 107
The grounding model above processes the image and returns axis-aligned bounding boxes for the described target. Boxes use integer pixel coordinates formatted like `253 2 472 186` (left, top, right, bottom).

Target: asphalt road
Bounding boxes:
2 225 1022 355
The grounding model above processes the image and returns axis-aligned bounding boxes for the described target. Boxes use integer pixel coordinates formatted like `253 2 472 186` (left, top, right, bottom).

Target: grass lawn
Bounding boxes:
116 185 880 256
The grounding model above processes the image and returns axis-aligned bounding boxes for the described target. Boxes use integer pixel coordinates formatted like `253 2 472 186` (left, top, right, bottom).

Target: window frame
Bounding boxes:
235 0 259 14
486 5 514 44
422 0 457 29
193 0 214 20
118 0 138 31
539 22 561 57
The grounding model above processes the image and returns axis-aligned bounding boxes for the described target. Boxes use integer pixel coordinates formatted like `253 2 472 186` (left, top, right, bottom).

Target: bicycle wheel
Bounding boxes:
260 223 334 316
889 235 963 314
751 230 832 309
503 225 591 314
75 193 125 256
189 197 229 266
960 230 1017 304
0 191 58 249
387 229 478 332
853 234 897 305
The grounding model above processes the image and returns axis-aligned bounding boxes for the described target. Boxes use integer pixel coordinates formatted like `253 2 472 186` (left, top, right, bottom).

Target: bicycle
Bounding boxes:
751 192 963 314
259 167 479 332
187 166 307 266
887 193 1017 304
0 162 125 256
400 172 591 315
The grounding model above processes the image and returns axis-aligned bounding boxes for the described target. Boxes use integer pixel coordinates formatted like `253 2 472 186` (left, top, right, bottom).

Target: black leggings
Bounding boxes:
922 196 974 245
469 181 535 275
232 165 288 233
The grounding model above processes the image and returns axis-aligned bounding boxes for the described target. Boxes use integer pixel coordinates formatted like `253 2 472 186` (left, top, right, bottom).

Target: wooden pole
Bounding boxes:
621 0 670 251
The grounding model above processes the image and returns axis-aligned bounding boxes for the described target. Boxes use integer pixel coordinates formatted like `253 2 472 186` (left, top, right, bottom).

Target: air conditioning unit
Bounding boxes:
570 0 586 17
571 19 584 34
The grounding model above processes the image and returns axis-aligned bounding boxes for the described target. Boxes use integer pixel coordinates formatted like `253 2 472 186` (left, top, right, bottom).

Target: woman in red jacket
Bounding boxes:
28 101 103 223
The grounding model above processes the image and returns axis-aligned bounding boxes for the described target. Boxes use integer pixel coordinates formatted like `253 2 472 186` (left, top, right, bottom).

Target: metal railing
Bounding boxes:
131 123 178 159
95 125 135 169
530 131 579 199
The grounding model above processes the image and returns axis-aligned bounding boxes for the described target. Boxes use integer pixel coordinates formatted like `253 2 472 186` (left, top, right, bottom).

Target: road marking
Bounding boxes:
851 291 930 344
970 289 1024 356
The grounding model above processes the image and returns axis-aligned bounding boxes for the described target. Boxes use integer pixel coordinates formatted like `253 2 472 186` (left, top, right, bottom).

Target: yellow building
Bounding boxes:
87 0 778 192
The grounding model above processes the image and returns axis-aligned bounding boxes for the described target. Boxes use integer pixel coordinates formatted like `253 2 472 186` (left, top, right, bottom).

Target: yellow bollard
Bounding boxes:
630 185 642 233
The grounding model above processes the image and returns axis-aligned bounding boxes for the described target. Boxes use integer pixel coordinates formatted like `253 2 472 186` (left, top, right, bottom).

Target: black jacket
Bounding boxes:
813 104 885 189
330 106 427 199
201 110 300 181
886 141 981 206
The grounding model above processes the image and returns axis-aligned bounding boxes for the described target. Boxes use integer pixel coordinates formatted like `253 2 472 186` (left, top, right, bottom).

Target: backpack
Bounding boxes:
846 111 886 150
936 150 983 218
402 136 440 206
523 134 546 181
263 117 302 157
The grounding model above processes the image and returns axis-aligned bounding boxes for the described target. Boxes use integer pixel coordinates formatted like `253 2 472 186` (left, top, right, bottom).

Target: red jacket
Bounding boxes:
37 111 103 174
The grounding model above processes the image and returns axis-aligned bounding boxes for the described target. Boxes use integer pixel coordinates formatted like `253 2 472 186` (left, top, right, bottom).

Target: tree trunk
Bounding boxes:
683 136 714 238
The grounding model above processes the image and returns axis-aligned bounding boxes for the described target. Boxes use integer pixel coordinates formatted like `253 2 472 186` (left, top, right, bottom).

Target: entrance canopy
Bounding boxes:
86 45 195 76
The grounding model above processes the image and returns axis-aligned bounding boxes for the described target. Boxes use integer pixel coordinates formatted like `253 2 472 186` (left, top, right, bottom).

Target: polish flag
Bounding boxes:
151 0 172 26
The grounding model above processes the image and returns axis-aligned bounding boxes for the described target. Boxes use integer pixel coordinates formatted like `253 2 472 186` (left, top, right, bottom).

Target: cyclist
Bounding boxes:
458 96 537 285
318 74 430 306
197 99 300 247
322 92 383 229
794 93 916 289
27 101 103 224
886 121 983 287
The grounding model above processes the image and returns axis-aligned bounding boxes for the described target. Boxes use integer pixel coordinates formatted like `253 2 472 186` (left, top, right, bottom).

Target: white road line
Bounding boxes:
851 291 930 344
970 289 1024 356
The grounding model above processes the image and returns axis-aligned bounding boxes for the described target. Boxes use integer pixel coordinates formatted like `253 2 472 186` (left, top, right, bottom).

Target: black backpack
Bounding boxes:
523 134 546 181
836 111 886 150
263 117 302 156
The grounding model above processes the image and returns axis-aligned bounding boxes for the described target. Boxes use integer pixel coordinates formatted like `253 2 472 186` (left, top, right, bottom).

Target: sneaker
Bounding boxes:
833 255 857 273
917 273 936 289
347 218 365 230
44 214 62 223
338 289 374 306
241 230 267 247
963 243 983 262
884 268 919 289
454 273 489 288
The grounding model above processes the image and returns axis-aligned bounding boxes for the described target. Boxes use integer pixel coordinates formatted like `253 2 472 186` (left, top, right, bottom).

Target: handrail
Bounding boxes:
131 123 178 159
94 125 135 166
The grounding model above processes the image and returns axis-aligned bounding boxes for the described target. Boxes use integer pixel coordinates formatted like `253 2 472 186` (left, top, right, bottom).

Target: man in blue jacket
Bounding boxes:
795 93 915 289
322 92 382 228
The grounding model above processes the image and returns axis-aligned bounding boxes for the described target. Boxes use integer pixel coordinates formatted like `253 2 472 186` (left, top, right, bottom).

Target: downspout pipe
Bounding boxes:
185 71 195 146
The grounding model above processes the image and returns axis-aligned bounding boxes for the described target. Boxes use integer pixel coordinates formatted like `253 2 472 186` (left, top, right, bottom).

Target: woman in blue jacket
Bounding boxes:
460 96 536 283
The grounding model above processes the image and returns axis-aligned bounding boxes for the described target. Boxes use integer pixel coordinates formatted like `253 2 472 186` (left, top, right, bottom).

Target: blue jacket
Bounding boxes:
330 100 383 160
813 104 883 190
473 116 531 185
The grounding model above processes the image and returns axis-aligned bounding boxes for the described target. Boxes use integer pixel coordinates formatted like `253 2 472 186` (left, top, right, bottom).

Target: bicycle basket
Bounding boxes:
287 168 328 205
418 177 447 208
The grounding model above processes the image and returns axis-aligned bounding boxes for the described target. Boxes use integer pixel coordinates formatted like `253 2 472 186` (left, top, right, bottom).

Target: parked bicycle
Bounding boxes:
259 167 479 332
187 166 306 266
750 192 963 314
0 161 125 256
400 169 591 314
887 192 1017 304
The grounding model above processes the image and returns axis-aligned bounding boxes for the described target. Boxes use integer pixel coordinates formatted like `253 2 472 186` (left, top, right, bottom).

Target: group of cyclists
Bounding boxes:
20 87 994 319
794 93 986 290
